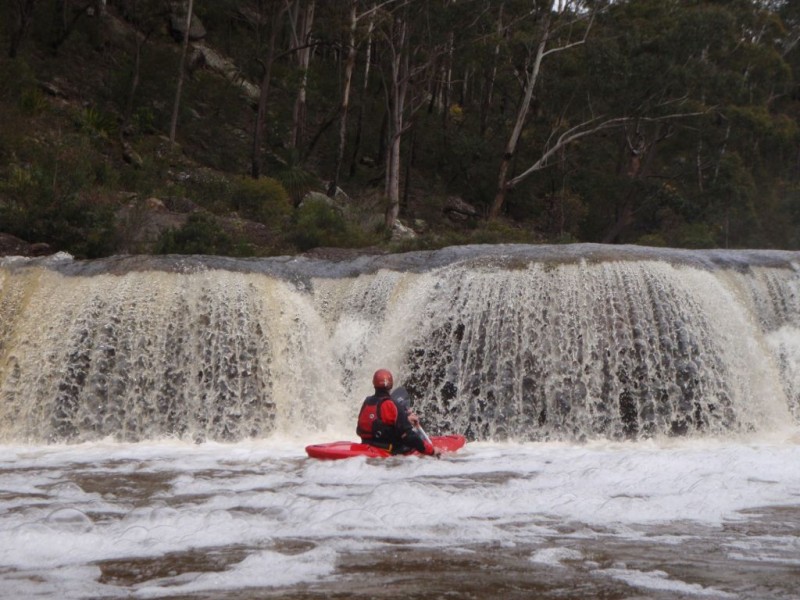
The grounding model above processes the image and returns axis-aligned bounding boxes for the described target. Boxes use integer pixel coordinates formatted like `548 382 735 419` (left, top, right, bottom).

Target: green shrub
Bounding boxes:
292 196 376 251
0 172 116 258
75 106 116 138
0 59 37 102
530 191 588 239
274 164 318 207
675 222 717 249
93 158 119 188
470 220 541 244
0 135 119 257
635 233 668 247
179 173 235 214
116 137 175 197
230 176 292 226
19 87 48 116
133 107 157 134
156 212 236 255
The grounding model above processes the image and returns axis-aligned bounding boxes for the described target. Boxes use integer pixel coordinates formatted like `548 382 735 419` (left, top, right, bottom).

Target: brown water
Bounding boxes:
91 507 800 599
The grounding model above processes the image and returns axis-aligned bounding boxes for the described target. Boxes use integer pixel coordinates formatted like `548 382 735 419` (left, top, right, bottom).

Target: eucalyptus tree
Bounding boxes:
488 0 601 219
330 0 386 196
49 0 100 53
251 1 289 179
778 0 800 184
116 0 170 132
696 0 797 246
565 0 797 246
375 0 450 227
579 0 715 242
168 0 193 150
7 0 37 58
287 0 316 150
330 0 361 195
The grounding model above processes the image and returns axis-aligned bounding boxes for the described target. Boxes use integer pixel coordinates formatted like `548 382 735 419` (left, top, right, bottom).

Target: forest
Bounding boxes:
1 0 799 258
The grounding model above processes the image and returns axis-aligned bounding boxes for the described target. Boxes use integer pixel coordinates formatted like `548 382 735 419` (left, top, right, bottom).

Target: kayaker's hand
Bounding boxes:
408 411 420 427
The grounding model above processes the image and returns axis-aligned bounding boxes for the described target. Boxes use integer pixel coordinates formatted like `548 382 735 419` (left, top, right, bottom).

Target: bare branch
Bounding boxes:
541 4 596 58
506 111 707 189
783 30 800 57
356 0 409 22
540 38 586 58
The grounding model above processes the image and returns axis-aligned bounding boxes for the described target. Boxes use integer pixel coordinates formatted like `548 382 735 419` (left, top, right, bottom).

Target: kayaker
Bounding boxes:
356 369 440 456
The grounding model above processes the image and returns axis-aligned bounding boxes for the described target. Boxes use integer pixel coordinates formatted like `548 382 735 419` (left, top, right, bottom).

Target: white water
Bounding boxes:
2 246 800 597
1 434 799 598
2 247 800 443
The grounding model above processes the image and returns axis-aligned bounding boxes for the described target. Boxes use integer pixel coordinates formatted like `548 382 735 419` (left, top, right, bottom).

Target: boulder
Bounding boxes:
122 142 143 168
169 11 206 42
300 191 343 213
0 233 51 257
190 44 260 102
144 197 167 212
115 199 187 254
444 196 480 221
391 220 417 241
323 182 352 204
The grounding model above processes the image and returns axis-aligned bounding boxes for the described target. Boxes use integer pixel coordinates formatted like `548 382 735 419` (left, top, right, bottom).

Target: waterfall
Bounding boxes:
1 245 798 443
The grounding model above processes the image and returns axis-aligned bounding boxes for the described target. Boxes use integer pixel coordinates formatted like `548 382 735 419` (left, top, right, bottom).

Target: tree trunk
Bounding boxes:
696 137 704 192
50 0 91 54
441 30 454 133
713 121 732 184
384 15 408 229
50 0 68 50
290 0 315 150
251 7 284 179
122 32 146 131
402 125 417 216
168 0 193 151
602 123 662 243
376 107 388 168
330 0 358 196
349 6 375 178
489 8 551 219
8 0 36 59
385 129 402 227
89 0 107 49
480 2 504 136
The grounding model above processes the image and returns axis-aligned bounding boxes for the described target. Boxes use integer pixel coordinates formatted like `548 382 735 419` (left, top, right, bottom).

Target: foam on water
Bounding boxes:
597 567 736 598
1 435 799 597
134 547 337 598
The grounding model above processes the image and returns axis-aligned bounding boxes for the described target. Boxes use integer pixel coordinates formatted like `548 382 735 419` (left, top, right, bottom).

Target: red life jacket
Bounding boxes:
356 393 396 448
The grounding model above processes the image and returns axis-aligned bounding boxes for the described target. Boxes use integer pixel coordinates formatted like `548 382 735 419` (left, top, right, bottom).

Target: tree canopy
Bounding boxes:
1 0 799 256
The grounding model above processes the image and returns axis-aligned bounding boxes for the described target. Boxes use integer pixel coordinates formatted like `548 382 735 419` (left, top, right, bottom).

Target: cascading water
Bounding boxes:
1 245 798 443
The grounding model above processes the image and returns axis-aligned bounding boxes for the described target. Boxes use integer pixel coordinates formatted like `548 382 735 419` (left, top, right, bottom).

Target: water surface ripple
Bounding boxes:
1 438 798 599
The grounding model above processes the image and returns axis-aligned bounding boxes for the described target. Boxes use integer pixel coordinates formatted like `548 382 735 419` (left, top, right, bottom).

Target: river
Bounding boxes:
1 245 800 598
1 436 799 598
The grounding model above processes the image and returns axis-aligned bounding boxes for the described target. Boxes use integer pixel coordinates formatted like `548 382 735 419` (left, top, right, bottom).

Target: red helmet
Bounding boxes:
372 369 393 390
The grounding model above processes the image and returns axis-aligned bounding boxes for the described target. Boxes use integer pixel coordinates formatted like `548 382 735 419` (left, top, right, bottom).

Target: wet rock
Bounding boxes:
0 233 51 257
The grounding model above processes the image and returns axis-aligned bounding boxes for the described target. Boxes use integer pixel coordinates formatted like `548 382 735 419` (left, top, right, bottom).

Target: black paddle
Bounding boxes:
390 386 412 411
391 386 435 448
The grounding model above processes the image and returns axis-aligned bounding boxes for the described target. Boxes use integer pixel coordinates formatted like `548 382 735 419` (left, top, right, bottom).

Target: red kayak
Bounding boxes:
305 434 466 460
